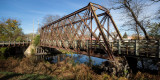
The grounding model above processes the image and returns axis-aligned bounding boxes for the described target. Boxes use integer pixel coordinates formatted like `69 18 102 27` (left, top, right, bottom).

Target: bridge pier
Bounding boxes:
126 57 138 74
101 56 130 77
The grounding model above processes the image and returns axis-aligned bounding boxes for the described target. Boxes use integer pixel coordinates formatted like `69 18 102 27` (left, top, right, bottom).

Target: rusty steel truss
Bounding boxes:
40 2 123 60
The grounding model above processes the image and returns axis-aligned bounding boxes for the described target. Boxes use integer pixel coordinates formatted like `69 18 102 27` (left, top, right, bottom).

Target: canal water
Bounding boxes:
45 53 158 72
46 54 107 65
137 59 158 70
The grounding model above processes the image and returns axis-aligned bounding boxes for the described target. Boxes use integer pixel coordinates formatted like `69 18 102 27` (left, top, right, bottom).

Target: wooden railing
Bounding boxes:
109 40 160 58
40 40 160 58
0 41 30 47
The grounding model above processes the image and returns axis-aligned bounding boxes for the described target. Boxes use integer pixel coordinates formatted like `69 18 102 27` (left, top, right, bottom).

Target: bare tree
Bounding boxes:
111 31 118 40
105 0 151 40
151 0 160 19
42 14 61 26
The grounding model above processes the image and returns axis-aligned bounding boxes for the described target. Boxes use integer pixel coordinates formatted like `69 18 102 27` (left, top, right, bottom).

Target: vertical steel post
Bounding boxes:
90 11 92 55
107 17 109 39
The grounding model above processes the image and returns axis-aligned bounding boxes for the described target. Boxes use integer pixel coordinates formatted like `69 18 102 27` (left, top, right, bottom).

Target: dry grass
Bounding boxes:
133 71 160 80
0 57 159 80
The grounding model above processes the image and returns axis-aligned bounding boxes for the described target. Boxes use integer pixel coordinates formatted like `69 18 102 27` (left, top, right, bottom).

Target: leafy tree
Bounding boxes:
0 18 25 59
33 35 40 46
0 18 24 41
0 47 7 59
123 32 128 38
25 33 37 41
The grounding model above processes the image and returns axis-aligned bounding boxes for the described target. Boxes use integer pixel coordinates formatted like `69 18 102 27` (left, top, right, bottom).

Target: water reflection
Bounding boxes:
46 54 107 65
137 59 158 70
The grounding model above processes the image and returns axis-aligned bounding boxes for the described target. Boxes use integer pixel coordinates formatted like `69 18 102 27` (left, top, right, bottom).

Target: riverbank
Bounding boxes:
0 57 159 80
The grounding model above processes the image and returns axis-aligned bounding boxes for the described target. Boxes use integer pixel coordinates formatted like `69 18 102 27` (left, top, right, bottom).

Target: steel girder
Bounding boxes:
40 2 123 60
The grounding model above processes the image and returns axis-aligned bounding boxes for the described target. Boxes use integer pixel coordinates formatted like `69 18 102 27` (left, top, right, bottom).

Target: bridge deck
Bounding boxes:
40 40 160 59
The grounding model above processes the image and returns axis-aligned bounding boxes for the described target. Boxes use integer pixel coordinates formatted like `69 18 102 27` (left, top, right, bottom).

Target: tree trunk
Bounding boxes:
136 24 140 40
124 0 150 40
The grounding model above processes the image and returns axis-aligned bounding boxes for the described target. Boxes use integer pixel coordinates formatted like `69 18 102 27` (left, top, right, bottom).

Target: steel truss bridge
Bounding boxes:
39 2 160 60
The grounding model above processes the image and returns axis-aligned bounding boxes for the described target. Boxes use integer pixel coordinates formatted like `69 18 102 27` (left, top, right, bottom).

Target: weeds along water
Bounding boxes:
0 56 159 80
0 48 159 80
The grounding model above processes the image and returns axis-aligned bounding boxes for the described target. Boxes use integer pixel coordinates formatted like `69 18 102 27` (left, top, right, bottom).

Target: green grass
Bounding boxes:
59 49 75 54
0 47 7 59
0 71 57 80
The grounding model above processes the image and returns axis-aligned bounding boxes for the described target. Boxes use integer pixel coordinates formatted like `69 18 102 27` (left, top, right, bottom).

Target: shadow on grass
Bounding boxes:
20 74 57 80
0 72 57 80
0 72 23 80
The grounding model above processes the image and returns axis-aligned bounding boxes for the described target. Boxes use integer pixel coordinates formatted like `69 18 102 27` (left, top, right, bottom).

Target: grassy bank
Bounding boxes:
0 57 159 80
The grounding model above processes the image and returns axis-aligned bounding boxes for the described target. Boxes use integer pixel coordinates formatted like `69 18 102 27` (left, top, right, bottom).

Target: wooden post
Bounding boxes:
3 41 4 46
9 41 10 46
75 40 78 53
36 47 37 54
23 41 24 46
126 42 128 55
67 41 69 48
14 41 16 46
49 40 51 47
80 41 82 49
75 41 77 49
135 40 139 56
118 40 121 55
55 40 57 47
94 40 97 50
42 48 44 54
87 40 89 53
41 47 42 54
59 41 61 47
54 40 56 46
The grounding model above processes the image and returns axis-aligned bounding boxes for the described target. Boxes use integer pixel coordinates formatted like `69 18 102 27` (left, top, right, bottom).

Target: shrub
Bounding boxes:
31 48 35 56
33 35 40 46
0 47 7 59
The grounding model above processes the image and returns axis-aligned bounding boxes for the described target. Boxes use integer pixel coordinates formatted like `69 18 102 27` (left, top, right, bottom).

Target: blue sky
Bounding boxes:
0 0 159 35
